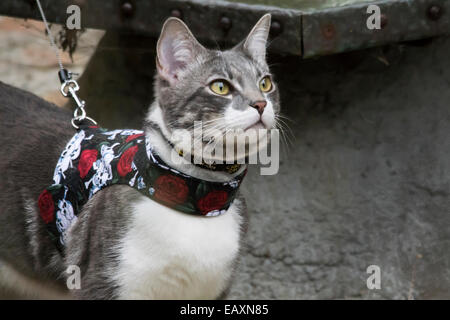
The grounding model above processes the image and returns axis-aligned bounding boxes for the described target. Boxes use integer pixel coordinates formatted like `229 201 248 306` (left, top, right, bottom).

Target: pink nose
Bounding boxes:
251 100 267 115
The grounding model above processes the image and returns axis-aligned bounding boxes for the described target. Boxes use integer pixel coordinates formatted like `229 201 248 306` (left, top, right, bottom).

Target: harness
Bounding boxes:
37 126 247 251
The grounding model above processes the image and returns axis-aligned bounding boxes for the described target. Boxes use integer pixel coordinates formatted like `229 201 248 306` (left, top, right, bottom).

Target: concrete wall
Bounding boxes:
230 37 450 299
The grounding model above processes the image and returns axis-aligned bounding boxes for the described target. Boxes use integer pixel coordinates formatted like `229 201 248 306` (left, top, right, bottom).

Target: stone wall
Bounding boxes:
230 37 450 299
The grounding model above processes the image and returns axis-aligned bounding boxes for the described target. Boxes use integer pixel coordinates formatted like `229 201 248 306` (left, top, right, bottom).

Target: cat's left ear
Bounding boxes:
238 14 271 63
156 18 206 85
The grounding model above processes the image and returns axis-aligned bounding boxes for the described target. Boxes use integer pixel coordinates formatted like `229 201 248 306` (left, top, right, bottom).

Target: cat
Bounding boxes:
0 14 280 299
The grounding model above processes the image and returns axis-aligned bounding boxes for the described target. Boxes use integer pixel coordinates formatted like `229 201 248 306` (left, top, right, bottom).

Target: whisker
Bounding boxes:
275 117 295 139
275 118 294 154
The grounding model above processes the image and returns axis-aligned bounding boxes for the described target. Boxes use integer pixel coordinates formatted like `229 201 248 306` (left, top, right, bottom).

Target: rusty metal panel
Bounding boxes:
223 0 374 11
0 0 302 55
302 0 450 58
1 0 450 57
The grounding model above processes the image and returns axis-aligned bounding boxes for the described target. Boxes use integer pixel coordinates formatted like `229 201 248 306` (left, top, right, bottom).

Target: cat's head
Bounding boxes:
154 14 279 163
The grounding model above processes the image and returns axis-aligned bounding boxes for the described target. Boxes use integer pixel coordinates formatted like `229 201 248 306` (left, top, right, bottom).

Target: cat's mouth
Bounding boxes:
244 120 265 132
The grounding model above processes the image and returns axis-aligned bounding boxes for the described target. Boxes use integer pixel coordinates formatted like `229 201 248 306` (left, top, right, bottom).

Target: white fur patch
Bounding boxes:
224 98 275 130
224 104 260 130
261 99 276 129
113 196 243 299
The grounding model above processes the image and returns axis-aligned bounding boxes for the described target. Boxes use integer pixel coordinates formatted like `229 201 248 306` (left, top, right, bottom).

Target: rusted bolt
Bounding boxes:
170 9 183 19
121 1 135 18
380 14 388 29
270 20 282 36
427 5 443 21
322 24 335 40
219 16 232 31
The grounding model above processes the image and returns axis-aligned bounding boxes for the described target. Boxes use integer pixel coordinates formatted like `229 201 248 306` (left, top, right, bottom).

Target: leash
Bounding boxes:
35 0 97 129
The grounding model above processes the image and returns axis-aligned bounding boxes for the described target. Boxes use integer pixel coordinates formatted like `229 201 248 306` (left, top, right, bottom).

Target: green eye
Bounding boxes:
259 76 272 92
210 80 230 95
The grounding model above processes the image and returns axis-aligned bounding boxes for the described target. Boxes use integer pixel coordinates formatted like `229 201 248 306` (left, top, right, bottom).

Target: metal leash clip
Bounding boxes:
35 0 97 130
58 69 97 129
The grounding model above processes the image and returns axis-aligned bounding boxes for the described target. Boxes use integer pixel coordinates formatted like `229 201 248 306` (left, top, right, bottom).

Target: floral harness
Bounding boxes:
37 126 247 251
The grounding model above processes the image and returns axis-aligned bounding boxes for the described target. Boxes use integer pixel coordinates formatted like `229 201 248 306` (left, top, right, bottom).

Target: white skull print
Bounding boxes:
85 142 120 198
55 188 77 245
52 130 93 185
101 129 142 140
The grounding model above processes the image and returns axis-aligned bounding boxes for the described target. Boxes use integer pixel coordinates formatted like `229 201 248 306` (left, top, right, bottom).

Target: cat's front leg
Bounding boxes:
64 185 138 299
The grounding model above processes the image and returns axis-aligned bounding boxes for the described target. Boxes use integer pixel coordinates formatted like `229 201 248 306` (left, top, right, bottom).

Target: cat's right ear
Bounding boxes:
236 14 271 64
156 18 206 85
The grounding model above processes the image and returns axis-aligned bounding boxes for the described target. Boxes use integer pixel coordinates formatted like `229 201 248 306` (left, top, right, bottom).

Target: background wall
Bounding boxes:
2 16 450 299
231 38 450 299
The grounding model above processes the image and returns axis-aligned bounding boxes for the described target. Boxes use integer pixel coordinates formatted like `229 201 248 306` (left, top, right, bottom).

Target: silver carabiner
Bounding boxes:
60 79 97 129
61 80 85 109
71 116 97 129
73 104 86 119
60 79 79 97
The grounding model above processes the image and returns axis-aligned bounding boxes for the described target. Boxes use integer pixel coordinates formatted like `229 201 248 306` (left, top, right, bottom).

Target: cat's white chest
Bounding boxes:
114 196 243 299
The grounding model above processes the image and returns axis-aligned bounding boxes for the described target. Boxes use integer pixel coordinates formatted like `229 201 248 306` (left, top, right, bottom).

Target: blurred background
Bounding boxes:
0 16 102 106
1 0 450 299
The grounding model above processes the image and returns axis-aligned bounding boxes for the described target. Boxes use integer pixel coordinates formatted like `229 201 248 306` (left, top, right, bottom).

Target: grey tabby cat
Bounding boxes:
0 14 279 299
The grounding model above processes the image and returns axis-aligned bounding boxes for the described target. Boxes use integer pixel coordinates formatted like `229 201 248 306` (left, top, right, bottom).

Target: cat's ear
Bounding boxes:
156 18 206 85
239 14 271 63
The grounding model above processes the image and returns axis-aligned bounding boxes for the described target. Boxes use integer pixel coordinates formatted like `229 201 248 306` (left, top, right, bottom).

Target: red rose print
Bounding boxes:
197 190 228 215
38 190 55 224
77 149 98 178
117 145 139 177
125 133 144 143
154 175 189 206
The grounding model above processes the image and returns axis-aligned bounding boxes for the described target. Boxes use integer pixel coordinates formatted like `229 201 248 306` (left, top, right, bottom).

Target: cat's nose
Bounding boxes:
251 100 267 115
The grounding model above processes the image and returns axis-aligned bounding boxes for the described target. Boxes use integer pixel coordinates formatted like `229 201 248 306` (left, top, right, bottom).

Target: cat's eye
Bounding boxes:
259 76 272 92
210 80 230 95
